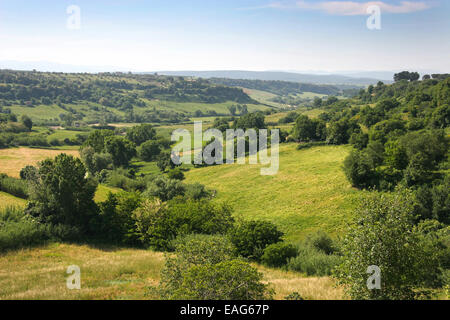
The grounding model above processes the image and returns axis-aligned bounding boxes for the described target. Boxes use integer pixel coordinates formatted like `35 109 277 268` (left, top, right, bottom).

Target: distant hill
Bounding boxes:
155 70 385 86
209 78 341 96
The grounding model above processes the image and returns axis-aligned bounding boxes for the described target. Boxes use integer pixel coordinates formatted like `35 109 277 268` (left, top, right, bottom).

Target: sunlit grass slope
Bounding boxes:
184 143 362 241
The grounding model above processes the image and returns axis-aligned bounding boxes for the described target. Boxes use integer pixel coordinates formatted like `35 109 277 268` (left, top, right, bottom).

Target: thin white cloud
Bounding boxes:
253 1 433 15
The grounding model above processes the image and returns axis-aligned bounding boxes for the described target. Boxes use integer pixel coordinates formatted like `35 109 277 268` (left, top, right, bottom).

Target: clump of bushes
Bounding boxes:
261 242 298 267
0 174 28 199
229 220 283 261
156 234 272 300
287 247 341 276
286 231 341 276
103 168 147 192
132 198 234 251
0 207 80 252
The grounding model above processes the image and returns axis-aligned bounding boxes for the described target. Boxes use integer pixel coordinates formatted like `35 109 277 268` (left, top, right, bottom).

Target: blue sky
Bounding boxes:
0 0 448 72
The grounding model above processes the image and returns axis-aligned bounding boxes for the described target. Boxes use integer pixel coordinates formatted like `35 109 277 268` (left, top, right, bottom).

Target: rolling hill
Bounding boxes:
156 70 384 86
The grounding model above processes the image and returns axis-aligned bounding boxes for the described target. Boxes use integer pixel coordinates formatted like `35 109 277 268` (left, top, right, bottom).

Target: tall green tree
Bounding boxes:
127 124 156 146
334 190 441 300
104 136 136 167
25 154 98 233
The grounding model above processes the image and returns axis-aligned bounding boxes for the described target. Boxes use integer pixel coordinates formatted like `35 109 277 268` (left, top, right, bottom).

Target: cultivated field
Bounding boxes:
0 148 79 178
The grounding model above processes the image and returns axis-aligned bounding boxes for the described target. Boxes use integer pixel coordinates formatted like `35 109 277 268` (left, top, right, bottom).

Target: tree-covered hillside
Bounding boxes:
0 70 262 125
210 77 342 96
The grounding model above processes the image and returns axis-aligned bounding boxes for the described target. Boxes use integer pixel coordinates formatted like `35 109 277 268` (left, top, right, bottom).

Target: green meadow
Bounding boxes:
184 143 362 241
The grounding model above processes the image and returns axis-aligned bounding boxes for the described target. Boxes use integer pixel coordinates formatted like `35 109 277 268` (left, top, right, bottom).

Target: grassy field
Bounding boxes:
0 192 27 210
184 143 362 241
94 185 122 203
46 129 88 141
0 243 343 300
136 100 270 117
8 104 68 121
243 88 286 108
0 148 79 178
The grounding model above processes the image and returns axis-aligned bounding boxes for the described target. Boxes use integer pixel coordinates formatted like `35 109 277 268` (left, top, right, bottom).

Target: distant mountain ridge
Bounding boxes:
155 70 388 86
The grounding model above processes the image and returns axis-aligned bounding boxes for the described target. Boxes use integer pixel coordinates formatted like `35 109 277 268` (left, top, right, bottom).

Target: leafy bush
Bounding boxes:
184 182 213 200
261 242 298 267
145 176 185 201
157 234 272 300
104 135 136 167
304 231 337 255
0 173 28 199
167 168 185 181
132 198 167 248
80 146 113 175
95 191 142 245
334 190 442 300
127 124 156 146
292 115 326 142
0 215 48 251
105 168 146 191
138 140 161 161
229 220 284 261
171 260 270 300
24 154 98 235
343 149 378 189
170 234 237 265
0 207 80 252
287 246 341 276
133 199 234 251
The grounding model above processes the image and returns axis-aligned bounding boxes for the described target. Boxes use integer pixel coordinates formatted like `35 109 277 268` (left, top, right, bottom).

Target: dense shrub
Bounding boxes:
291 115 326 142
0 174 28 199
229 220 284 261
145 176 185 201
0 207 80 252
95 191 142 245
304 231 338 255
104 168 146 191
287 247 341 276
261 242 298 267
167 168 185 181
334 190 442 300
343 149 378 189
184 182 213 200
80 146 113 175
157 234 272 300
104 135 136 167
138 140 161 161
127 124 157 146
24 154 98 235
133 199 234 251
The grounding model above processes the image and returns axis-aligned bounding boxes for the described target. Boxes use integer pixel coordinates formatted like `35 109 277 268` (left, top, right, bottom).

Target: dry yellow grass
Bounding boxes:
258 265 345 300
0 243 164 300
0 148 79 178
0 243 345 300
